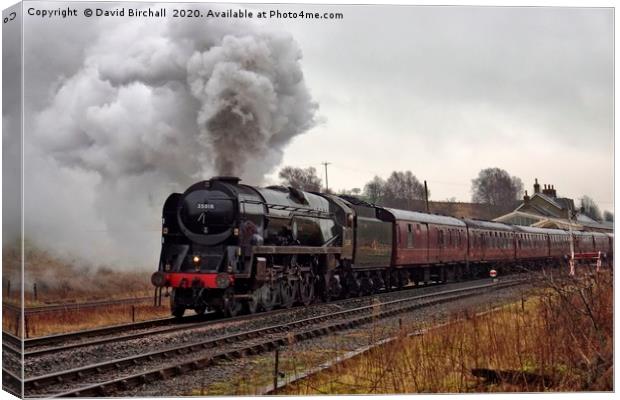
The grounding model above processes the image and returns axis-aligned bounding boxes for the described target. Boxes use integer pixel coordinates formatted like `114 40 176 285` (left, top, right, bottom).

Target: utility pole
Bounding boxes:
424 180 430 213
322 162 331 193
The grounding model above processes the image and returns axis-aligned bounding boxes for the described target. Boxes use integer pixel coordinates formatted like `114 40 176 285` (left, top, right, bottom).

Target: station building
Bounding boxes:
493 179 612 233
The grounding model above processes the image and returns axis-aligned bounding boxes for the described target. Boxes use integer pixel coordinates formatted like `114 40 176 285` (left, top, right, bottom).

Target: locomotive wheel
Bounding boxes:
223 288 241 317
299 274 315 306
360 276 373 296
246 290 260 314
170 289 186 318
259 284 277 312
172 305 186 318
326 275 342 301
280 280 295 309
194 305 207 316
345 274 361 298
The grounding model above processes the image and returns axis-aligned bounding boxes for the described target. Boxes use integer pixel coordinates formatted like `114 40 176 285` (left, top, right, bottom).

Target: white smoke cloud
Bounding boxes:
21 9 318 268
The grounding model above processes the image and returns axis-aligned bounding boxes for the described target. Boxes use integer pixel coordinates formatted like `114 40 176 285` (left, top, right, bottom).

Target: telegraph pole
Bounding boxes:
424 180 430 213
322 162 331 192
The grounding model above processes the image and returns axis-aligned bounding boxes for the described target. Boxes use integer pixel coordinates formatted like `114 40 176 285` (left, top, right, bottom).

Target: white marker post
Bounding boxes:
568 209 575 277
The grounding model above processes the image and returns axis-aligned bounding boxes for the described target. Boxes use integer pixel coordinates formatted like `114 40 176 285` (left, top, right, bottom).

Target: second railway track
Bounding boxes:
20 276 527 397
14 275 505 357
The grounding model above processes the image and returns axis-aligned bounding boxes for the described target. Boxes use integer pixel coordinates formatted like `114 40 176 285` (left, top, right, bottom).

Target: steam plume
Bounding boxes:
20 12 318 267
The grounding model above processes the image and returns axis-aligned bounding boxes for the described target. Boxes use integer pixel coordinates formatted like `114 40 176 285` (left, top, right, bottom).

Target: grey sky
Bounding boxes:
264 5 613 210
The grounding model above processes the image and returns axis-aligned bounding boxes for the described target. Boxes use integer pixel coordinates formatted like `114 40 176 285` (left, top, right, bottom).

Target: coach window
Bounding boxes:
407 224 414 248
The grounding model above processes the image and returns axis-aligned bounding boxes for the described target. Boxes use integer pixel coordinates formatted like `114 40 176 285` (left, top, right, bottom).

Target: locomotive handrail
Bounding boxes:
240 199 333 218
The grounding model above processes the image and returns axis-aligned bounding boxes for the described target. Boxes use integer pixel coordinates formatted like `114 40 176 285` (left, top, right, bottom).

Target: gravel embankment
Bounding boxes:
25 277 515 378
120 282 534 397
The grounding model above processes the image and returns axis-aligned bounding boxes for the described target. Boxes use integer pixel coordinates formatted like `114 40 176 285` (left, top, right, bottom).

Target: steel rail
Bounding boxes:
21 277 460 354
21 317 177 350
24 278 525 397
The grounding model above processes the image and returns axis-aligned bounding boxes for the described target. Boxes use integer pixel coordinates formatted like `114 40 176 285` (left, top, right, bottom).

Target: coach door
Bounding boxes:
419 223 429 264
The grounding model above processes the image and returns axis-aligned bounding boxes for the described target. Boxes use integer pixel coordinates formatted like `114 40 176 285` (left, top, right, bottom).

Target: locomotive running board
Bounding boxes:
251 245 342 255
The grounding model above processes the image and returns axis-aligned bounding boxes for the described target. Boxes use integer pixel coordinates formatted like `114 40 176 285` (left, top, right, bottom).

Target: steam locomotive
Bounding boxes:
151 176 613 318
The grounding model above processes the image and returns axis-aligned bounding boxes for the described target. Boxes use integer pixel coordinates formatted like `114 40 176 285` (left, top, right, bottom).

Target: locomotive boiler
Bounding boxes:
151 176 354 317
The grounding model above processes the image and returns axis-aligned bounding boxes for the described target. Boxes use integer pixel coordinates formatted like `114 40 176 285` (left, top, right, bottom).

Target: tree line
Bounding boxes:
278 166 613 223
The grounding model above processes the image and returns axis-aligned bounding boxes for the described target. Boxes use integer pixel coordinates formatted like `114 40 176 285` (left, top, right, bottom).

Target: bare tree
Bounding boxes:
363 176 386 204
580 196 603 222
278 166 322 192
383 171 426 209
471 167 523 208
603 210 614 222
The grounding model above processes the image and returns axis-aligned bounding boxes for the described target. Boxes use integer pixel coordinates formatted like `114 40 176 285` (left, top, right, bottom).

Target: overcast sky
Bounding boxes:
1 1 614 267
263 5 613 210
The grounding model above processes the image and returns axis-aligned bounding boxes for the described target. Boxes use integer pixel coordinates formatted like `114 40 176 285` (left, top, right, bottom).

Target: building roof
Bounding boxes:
494 210 612 232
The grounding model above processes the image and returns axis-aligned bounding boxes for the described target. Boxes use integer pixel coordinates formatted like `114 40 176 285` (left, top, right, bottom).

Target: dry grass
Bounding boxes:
283 269 612 394
2 242 169 337
3 242 154 305
3 303 171 338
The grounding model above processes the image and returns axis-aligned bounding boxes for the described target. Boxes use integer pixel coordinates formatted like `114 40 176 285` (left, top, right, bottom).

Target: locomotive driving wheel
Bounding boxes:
279 279 296 309
223 288 241 317
324 274 342 302
170 288 186 318
194 304 207 316
246 289 260 314
259 283 278 311
299 273 315 306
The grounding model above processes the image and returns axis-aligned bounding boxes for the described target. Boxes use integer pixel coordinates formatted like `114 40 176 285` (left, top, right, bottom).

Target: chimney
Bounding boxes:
523 190 530 205
533 178 540 194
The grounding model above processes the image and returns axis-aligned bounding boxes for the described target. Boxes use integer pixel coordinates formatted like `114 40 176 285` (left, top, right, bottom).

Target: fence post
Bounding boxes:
131 305 136 322
15 314 19 336
25 315 29 339
273 347 280 394
33 283 38 302
7 280 10 299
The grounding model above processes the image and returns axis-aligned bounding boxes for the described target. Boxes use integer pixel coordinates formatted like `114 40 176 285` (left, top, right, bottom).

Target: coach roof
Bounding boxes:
463 219 515 232
382 208 466 227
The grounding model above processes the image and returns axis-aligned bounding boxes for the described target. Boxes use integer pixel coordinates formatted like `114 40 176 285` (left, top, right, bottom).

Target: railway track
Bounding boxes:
11 276 487 356
21 277 526 397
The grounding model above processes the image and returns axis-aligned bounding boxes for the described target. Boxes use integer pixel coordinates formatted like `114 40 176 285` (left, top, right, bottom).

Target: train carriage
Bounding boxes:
592 231 611 255
573 231 595 254
605 233 614 260
463 219 515 263
514 226 550 260
381 209 467 266
545 228 571 258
